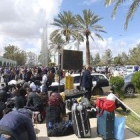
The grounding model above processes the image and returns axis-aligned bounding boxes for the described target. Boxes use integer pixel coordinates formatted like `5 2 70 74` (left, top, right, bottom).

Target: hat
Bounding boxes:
106 93 116 102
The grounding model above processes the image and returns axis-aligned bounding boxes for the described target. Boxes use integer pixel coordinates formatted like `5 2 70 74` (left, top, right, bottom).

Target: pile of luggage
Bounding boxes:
46 92 126 140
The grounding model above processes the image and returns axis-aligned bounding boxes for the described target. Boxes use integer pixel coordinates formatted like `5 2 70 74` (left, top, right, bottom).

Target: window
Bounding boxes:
74 76 80 83
92 75 106 81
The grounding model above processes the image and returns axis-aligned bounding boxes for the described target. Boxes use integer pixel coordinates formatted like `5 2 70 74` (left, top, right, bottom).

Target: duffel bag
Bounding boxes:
96 98 116 113
47 120 74 136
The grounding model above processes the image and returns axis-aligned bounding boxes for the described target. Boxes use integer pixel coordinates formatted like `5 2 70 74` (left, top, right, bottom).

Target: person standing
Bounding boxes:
81 66 93 100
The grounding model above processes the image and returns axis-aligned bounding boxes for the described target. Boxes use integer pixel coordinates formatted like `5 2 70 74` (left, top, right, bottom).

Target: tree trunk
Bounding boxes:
86 35 90 66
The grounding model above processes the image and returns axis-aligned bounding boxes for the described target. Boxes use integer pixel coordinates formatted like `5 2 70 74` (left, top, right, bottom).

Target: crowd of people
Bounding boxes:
0 65 129 139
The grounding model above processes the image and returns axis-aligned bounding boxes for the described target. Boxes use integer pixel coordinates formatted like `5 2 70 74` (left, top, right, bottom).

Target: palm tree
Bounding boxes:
49 35 66 64
49 34 66 52
105 0 140 29
76 9 106 66
50 11 83 43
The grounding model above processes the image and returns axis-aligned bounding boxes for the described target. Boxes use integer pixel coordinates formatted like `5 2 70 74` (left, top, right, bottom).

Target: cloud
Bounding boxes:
0 0 63 56
82 0 100 6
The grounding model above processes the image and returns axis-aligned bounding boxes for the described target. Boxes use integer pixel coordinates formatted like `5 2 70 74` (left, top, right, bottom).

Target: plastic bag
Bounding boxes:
114 117 126 140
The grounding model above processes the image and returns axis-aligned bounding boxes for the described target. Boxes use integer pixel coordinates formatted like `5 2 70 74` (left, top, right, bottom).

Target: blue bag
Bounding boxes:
114 117 126 140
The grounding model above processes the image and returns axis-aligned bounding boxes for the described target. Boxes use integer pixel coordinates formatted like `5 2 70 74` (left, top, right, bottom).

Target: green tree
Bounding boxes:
3 45 26 65
101 49 112 66
27 52 37 67
90 54 94 66
132 72 140 93
50 11 82 43
76 9 106 66
121 52 129 65
113 55 123 65
49 35 67 64
110 76 124 98
3 45 19 60
129 43 140 65
49 35 66 53
105 0 140 29
94 53 101 66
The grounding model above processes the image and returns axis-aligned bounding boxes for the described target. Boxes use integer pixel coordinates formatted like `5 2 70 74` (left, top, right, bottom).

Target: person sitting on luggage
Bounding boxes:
24 84 43 111
109 86 130 114
48 92 66 117
0 108 36 140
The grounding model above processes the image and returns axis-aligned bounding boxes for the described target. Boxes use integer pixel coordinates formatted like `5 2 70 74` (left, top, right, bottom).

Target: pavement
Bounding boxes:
35 118 140 140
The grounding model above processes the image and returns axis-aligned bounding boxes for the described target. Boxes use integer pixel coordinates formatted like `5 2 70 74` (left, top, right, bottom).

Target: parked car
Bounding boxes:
96 66 106 74
49 73 110 95
123 72 135 96
125 65 139 75
48 81 64 92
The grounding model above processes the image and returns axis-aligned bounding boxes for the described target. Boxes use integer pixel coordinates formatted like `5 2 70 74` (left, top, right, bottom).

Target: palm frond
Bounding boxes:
90 16 103 25
89 34 95 41
105 0 115 6
95 33 104 41
125 0 140 29
76 15 86 28
83 9 94 28
111 0 123 18
52 18 64 27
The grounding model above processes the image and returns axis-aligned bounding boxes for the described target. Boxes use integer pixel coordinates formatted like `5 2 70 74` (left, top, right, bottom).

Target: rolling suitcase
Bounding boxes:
72 103 91 138
97 109 115 140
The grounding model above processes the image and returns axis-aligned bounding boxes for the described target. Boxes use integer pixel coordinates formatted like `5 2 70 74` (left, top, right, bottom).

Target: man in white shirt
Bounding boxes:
40 72 48 94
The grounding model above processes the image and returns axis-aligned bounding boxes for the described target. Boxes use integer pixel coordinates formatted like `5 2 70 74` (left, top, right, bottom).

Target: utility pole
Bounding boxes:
58 52 61 93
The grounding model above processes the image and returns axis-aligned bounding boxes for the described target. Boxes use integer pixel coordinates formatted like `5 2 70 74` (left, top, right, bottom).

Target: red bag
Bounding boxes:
48 92 63 107
96 98 116 112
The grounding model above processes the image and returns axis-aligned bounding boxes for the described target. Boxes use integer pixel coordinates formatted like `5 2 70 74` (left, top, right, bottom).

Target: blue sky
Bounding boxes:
59 0 140 57
0 0 140 60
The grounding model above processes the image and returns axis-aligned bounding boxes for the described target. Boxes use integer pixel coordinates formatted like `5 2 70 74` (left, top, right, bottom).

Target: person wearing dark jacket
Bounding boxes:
0 108 36 140
25 86 43 111
81 66 93 100
0 95 6 119
8 84 25 110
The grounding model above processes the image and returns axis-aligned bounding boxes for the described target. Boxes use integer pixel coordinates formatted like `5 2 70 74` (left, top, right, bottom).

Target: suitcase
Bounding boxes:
97 109 115 140
72 103 91 138
65 98 77 110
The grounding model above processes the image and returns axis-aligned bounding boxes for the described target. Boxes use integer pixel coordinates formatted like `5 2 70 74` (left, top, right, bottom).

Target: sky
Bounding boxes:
0 0 140 61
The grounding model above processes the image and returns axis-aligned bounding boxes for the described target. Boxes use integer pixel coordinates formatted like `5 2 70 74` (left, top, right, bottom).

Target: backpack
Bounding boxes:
46 106 62 125
48 92 63 107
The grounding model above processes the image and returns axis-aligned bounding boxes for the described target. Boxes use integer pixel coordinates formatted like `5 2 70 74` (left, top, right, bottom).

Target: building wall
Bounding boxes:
0 56 17 67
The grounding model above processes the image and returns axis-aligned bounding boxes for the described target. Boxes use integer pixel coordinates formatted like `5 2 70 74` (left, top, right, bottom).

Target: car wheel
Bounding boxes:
92 87 103 95
125 86 135 96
